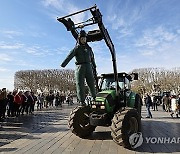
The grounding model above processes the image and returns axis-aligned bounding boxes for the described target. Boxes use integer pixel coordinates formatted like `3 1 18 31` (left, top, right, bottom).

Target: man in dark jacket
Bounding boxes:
0 88 7 120
20 92 28 115
144 93 153 118
7 92 14 117
178 94 180 115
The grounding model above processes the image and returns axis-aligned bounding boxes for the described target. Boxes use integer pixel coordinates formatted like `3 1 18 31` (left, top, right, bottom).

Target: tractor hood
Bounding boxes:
96 90 116 101
94 90 116 113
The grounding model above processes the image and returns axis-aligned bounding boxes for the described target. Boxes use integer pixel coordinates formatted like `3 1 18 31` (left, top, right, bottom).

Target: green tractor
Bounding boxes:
57 5 142 148
68 72 142 148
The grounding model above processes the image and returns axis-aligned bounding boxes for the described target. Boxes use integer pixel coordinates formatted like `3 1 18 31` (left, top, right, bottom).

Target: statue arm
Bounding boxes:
61 47 76 67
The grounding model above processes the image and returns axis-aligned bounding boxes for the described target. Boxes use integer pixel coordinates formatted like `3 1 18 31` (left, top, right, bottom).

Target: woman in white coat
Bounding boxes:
170 95 178 118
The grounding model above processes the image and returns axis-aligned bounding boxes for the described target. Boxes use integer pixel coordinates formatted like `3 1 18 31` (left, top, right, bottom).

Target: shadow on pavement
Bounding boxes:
0 148 18 152
88 131 112 140
0 105 74 149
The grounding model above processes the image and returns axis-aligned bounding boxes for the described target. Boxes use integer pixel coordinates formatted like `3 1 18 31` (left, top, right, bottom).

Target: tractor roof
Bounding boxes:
100 72 132 80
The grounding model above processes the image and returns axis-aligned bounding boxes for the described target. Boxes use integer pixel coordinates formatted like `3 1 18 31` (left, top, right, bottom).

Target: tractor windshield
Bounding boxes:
101 77 124 90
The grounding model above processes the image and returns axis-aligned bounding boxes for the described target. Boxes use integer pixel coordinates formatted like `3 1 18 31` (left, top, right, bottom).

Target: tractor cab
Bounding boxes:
92 72 138 110
99 72 138 91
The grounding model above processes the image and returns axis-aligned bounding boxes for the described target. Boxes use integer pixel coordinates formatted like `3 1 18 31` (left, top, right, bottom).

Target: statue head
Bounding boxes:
78 30 87 45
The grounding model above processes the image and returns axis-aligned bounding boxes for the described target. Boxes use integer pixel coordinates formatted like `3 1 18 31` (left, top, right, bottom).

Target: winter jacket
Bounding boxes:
14 94 22 105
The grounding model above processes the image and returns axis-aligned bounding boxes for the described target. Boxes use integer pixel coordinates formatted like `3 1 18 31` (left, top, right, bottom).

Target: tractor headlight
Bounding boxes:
92 101 95 105
100 106 105 109
92 105 96 108
95 102 99 105
102 102 104 105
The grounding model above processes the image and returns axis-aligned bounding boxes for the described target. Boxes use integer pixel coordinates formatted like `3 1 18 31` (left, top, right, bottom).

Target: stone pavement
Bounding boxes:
0 104 179 154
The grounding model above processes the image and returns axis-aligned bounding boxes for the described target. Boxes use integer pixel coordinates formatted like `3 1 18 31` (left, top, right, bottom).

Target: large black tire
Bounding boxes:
110 108 141 149
68 106 96 138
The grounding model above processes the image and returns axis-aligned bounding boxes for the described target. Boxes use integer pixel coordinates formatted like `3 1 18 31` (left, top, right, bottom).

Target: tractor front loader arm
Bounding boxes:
57 5 120 96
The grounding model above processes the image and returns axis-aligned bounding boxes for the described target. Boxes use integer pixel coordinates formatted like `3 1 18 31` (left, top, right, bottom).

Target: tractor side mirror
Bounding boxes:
132 73 138 80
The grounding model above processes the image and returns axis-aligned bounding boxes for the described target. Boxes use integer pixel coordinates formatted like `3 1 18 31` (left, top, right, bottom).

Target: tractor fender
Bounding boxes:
127 92 136 108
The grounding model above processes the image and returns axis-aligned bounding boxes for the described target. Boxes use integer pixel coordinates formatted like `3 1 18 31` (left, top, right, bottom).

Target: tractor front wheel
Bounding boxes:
68 106 96 138
111 108 141 148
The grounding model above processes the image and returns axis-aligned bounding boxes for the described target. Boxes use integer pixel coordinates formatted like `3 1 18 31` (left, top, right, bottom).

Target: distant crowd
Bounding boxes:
0 88 74 122
143 93 180 118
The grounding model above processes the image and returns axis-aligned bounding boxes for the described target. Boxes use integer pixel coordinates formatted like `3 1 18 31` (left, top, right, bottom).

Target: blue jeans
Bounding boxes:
146 104 152 118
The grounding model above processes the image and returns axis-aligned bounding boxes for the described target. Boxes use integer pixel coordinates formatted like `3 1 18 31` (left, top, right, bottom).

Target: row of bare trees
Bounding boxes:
14 69 76 93
131 67 180 95
14 67 180 95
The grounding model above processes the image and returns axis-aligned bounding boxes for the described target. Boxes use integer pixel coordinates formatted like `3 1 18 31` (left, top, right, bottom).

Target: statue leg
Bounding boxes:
75 65 85 103
85 65 96 99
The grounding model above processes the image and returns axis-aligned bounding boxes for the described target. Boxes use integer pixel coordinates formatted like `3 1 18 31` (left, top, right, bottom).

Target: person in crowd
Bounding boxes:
14 91 22 117
41 93 45 109
66 94 69 105
37 93 44 110
170 95 178 118
24 91 30 114
162 94 171 112
59 93 63 106
29 92 36 114
151 95 154 110
39 93 45 108
55 92 61 107
45 93 50 108
0 88 7 121
49 92 54 107
7 92 14 117
20 91 28 115
62 93 66 104
144 93 153 118
26 91 34 114
2 88 7 119
0 89 2 120
0 89 2 127
153 96 158 111
178 94 180 115
60 93 66 104
37 94 41 110
69 93 74 105
66 93 74 105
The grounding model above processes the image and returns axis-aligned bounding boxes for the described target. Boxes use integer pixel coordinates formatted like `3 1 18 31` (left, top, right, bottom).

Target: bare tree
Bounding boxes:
14 69 75 93
131 67 180 95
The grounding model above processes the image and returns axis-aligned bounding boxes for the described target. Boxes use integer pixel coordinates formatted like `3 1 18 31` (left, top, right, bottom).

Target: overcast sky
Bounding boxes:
0 0 180 90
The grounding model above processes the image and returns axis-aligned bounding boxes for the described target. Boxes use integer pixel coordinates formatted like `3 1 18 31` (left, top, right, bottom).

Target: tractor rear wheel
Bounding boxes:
110 108 141 148
68 106 96 138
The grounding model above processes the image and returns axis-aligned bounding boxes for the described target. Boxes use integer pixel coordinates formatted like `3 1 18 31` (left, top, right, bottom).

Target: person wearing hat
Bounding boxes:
61 30 96 105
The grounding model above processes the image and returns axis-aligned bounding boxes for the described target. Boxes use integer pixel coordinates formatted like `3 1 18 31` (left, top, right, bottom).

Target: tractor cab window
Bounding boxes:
101 77 125 90
125 78 131 90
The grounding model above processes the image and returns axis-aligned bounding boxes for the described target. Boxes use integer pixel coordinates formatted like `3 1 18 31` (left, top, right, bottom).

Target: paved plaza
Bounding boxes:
0 104 179 154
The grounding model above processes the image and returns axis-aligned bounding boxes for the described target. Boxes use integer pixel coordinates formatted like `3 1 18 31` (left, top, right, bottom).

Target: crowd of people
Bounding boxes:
162 94 180 118
0 88 74 122
1 86 180 123
143 93 180 118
